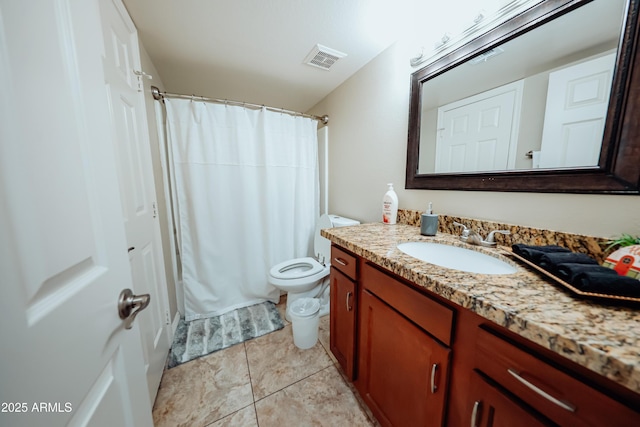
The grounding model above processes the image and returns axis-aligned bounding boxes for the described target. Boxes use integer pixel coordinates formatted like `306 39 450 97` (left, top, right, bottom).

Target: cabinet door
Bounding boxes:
358 289 450 427
330 266 357 379
468 372 550 427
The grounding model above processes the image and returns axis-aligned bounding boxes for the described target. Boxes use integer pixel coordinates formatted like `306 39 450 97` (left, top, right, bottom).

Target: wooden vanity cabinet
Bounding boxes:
329 245 358 380
328 244 640 427
356 262 452 427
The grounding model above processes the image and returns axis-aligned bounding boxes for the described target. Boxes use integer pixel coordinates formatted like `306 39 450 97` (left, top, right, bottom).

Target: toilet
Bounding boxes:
268 214 359 321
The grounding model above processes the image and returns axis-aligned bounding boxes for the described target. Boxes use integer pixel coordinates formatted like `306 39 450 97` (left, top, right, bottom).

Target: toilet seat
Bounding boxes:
268 257 329 289
268 214 335 287
270 257 324 280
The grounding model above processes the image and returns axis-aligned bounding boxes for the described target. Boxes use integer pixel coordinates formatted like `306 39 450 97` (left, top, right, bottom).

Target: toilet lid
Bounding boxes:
314 214 333 261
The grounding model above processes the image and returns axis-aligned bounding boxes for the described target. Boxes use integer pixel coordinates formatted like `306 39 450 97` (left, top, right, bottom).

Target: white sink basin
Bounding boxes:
397 242 517 275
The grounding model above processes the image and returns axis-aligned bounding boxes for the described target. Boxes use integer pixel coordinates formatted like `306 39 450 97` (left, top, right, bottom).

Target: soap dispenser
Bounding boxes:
382 183 398 224
421 202 438 236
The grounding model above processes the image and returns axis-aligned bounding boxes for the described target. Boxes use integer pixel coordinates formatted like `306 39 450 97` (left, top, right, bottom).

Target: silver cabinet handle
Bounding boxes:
118 288 150 329
430 363 439 393
470 400 481 427
334 257 347 266
507 368 576 412
345 291 353 311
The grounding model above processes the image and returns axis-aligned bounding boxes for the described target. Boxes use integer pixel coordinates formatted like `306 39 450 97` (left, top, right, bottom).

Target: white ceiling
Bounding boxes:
122 0 412 112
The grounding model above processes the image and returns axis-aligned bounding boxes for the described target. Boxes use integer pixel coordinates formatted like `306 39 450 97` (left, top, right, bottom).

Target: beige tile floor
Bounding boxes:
152 299 376 427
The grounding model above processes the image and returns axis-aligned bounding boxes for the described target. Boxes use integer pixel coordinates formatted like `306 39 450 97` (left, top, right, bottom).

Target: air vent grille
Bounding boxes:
304 44 347 71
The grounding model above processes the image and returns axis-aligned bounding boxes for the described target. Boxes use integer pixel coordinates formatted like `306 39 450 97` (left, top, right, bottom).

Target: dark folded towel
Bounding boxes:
511 244 570 263
573 272 640 298
555 263 617 282
538 252 598 274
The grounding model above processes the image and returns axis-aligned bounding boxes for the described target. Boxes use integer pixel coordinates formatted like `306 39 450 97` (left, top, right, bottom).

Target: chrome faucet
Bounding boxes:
484 230 511 247
453 222 510 247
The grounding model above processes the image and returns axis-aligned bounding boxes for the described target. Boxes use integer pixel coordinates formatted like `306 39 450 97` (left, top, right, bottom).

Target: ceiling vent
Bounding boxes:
303 44 347 71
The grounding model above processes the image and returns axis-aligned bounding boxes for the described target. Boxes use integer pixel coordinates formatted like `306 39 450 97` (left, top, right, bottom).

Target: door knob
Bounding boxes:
118 288 150 329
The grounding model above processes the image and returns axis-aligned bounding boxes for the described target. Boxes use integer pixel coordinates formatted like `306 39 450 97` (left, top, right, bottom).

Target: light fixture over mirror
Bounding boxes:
410 0 545 69
406 0 640 194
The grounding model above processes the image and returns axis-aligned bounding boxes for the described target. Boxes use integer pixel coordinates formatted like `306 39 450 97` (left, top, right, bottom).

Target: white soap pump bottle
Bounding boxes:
382 183 398 224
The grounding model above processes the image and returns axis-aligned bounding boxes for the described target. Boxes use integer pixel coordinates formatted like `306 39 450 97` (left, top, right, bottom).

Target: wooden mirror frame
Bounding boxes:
406 0 640 194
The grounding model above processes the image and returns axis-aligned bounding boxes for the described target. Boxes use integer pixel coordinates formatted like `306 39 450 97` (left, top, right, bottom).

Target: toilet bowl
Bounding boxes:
268 214 359 321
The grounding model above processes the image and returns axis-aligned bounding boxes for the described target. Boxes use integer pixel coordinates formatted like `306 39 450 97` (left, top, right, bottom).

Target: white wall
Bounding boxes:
307 42 640 238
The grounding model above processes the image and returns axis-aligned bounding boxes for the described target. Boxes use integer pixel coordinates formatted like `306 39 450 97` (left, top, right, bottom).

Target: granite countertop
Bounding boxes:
321 222 640 395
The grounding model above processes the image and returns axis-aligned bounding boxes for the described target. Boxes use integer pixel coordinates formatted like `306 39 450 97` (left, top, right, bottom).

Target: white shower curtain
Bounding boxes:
164 98 319 321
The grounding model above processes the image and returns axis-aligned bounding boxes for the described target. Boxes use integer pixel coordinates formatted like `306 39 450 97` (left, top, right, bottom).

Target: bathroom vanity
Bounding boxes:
324 223 640 427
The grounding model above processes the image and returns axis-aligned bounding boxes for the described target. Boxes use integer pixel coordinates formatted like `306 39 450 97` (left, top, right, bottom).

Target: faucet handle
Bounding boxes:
453 222 470 238
485 230 510 244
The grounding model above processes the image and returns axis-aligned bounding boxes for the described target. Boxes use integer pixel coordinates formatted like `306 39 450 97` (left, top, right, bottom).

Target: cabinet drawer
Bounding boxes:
475 327 640 426
361 262 453 346
331 245 357 280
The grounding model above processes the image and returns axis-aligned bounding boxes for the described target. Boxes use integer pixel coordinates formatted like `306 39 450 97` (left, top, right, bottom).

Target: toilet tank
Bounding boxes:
329 215 359 228
314 214 359 262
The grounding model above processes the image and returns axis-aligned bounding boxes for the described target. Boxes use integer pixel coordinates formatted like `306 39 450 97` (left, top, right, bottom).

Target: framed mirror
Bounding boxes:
406 0 640 193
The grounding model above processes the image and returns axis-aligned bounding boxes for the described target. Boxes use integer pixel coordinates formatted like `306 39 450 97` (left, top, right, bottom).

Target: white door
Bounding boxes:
435 81 522 172
0 1 152 427
538 52 616 168
99 0 172 402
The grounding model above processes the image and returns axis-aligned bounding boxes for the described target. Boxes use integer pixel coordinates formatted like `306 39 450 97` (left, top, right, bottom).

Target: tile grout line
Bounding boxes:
198 342 257 427
253 363 335 405
243 341 261 426
318 321 378 426
253 316 333 404
203 315 371 426
249 305 335 420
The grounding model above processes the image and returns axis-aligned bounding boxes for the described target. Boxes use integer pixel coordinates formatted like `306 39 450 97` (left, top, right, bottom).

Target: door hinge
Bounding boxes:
152 202 158 218
165 309 171 326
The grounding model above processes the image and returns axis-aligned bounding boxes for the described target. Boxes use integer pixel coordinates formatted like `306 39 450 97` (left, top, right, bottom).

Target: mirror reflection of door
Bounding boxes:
435 81 523 173
538 51 616 168
414 0 625 175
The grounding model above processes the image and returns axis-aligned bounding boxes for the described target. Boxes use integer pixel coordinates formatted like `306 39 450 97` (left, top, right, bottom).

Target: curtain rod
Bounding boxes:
150 86 329 125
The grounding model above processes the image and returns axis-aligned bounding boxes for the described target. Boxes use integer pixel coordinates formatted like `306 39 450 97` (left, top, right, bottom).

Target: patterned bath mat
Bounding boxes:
167 301 284 369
